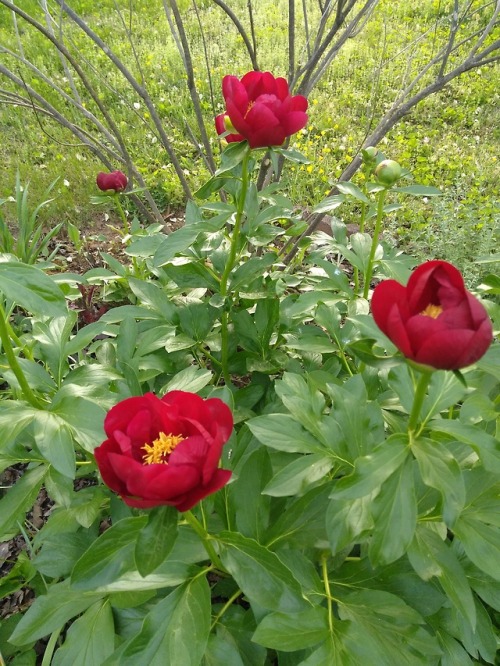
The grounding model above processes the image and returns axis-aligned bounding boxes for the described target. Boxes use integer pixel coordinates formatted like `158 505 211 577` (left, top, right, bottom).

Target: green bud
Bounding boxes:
375 159 403 186
362 146 378 162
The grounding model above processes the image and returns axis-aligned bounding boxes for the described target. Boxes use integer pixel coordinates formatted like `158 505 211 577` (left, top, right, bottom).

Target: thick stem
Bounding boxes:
113 193 130 236
0 301 43 409
362 187 387 299
219 147 252 384
408 370 433 435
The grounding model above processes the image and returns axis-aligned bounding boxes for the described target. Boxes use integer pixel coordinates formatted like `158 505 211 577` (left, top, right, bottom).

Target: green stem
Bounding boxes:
219 147 252 384
41 627 62 666
321 552 334 633
353 197 368 296
408 370 433 436
183 510 226 573
113 194 130 236
210 588 243 631
0 301 43 409
362 188 387 300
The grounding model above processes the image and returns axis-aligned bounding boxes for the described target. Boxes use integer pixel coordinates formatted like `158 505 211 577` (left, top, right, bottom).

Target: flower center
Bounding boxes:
244 100 255 118
420 303 443 319
142 432 185 465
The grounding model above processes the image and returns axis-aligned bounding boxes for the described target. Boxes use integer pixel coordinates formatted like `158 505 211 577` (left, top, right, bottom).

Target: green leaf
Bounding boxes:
217 531 307 611
252 607 329 651
162 261 220 290
162 366 212 394
263 453 335 497
52 600 114 666
134 506 179 577
204 631 245 666
312 194 345 214
337 589 440 665
8 581 103 646
429 420 500 473
264 484 332 549
408 525 476 629
178 302 218 341
105 576 211 666
127 277 176 320
230 447 273 542
230 254 276 291
411 437 465 527
369 457 417 565
33 413 75 478
71 516 148 591
330 434 409 500
248 414 324 454
216 141 250 174
326 494 374 554
194 176 230 199
273 146 311 164
0 465 48 539
454 514 500 582
335 181 370 203
152 225 207 266
0 262 67 316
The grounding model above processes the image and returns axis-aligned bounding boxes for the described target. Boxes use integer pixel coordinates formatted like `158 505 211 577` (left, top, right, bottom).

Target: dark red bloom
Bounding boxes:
371 260 493 370
94 391 233 511
96 170 128 192
215 71 308 149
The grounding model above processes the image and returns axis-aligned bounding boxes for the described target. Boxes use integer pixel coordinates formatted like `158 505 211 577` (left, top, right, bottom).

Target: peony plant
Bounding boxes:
0 70 498 666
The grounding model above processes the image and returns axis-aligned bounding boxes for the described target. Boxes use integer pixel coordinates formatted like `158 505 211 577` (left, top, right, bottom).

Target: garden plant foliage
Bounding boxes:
0 8 499 663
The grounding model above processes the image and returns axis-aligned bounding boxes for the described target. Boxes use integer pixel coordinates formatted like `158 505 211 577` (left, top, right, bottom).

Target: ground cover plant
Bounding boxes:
0 65 499 663
0 2 499 665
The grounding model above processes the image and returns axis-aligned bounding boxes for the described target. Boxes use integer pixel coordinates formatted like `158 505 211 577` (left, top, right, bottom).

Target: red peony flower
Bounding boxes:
94 391 233 511
371 260 493 370
215 71 308 149
96 170 128 193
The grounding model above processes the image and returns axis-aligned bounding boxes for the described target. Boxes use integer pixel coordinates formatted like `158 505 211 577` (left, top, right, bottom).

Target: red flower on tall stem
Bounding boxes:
94 391 233 512
96 170 128 193
371 260 493 370
215 71 308 149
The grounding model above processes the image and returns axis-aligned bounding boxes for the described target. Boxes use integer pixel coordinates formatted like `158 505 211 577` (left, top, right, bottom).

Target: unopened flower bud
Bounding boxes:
362 146 378 162
375 159 402 187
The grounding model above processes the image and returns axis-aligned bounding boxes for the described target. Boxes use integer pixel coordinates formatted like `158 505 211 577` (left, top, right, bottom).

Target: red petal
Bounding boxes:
371 280 407 335
407 261 464 313
275 77 290 100
175 469 232 512
413 329 476 370
454 320 493 367
280 111 308 136
128 464 200 500
222 75 248 112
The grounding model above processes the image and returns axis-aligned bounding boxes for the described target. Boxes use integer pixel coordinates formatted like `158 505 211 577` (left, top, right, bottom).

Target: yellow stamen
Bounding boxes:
244 100 255 119
142 432 185 465
420 304 443 319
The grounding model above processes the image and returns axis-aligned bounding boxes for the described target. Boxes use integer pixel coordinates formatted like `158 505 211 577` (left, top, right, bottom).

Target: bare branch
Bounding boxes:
211 0 258 70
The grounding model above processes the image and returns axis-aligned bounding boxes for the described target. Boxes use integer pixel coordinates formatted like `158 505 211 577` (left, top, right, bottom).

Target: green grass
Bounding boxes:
0 0 498 283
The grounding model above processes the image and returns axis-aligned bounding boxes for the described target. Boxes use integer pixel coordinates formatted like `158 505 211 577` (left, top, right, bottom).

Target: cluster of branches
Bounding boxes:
0 0 498 231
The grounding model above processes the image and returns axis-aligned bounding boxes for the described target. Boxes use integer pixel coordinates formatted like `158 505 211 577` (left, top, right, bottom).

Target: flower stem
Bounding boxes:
321 551 334 633
113 193 130 236
219 147 252 384
183 510 226 573
408 370 433 436
210 587 242 631
0 301 43 409
362 188 387 300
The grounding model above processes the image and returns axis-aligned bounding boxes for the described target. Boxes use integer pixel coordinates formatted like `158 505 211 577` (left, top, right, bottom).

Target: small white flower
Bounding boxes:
63 179 70 187
133 102 141 110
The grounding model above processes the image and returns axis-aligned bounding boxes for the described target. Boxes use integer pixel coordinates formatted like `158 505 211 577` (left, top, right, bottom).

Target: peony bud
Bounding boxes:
375 159 402 187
